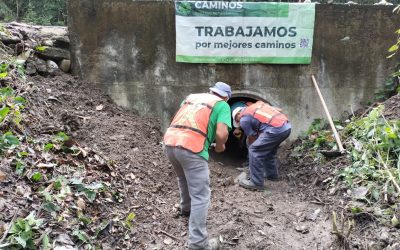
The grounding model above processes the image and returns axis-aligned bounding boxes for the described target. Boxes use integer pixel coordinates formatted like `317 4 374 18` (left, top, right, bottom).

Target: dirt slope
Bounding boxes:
17 73 339 249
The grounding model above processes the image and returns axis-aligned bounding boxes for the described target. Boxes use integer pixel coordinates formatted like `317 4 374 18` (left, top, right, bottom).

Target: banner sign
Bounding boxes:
175 1 315 64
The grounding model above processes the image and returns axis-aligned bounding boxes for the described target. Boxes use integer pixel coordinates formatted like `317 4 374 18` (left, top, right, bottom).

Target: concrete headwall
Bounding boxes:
68 1 400 137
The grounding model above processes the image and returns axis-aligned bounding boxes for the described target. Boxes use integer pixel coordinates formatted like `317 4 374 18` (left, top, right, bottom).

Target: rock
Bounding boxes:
36 46 70 62
59 59 71 73
42 39 54 47
295 224 309 234
54 36 70 49
35 58 47 75
0 31 21 44
163 237 172 245
15 49 32 65
46 60 60 75
379 228 390 244
306 208 321 221
25 61 37 75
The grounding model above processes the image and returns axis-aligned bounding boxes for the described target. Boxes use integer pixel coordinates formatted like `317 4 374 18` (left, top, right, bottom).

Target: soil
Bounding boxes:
2 72 400 249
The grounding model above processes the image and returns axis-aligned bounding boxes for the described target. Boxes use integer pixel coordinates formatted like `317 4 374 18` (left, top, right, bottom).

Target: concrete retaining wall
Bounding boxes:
68 0 400 137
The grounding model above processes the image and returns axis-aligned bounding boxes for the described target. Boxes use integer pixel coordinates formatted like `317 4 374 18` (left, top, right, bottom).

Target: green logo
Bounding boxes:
177 2 192 16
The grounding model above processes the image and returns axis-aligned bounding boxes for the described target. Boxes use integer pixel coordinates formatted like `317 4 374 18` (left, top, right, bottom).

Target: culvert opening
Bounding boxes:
210 96 258 168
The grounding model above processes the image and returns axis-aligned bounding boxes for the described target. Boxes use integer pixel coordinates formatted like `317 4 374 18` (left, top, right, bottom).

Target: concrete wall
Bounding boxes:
68 0 400 137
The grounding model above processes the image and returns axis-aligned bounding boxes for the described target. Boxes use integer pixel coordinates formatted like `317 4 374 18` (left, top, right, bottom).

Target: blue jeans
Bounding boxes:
164 146 210 249
248 127 291 186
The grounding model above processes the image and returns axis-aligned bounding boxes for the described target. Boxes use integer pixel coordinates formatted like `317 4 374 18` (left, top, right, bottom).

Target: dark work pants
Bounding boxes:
248 128 291 186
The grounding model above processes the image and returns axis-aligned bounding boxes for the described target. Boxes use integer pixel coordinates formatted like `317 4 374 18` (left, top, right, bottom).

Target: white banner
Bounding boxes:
175 1 315 64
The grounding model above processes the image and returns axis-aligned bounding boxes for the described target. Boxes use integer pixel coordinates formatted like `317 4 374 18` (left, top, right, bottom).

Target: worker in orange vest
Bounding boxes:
164 82 232 250
232 101 291 191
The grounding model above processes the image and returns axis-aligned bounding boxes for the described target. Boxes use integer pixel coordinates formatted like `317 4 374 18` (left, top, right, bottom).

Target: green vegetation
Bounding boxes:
294 105 400 226
340 105 400 225
3 213 44 249
0 0 67 25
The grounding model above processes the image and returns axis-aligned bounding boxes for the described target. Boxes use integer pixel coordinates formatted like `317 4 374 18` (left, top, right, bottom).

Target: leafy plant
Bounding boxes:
124 212 136 230
0 131 20 154
5 212 43 249
339 105 400 224
374 70 400 101
387 5 400 59
35 46 47 52
70 178 105 202
0 86 26 128
291 118 342 161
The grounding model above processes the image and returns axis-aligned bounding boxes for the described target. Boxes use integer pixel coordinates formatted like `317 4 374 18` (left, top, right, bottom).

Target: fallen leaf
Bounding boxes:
96 104 104 111
77 197 86 210
55 233 75 245
0 171 6 182
352 186 368 200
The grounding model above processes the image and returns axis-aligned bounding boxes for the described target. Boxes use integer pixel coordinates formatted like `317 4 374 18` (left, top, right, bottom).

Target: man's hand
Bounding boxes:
214 143 225 152
247 135 257 146
233 128 242 139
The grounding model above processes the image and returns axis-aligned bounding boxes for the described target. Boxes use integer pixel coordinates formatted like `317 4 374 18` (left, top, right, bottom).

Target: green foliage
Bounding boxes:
124 212 136 230
0 0 67 25
291 119 342 161
340 105 400 223
5 212 44 249
387 5 400 59
31 172 42 182
0 85 26 129
375 69 400 101
70 178 105 202
0 62 9 78
0 131 19 154
35 46 47 52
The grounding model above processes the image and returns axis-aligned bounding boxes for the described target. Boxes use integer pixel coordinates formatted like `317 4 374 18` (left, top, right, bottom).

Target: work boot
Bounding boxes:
174 209 190 218
204 238 221 250
239 178 265 191
265 176 281 182
188 238 220 250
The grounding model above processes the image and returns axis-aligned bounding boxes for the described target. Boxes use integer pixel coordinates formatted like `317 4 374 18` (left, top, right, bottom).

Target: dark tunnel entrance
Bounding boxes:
210 96 258 168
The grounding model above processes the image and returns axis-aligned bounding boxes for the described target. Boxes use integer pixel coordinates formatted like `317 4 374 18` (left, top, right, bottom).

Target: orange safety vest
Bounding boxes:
163 93 222 153
240 101 288 128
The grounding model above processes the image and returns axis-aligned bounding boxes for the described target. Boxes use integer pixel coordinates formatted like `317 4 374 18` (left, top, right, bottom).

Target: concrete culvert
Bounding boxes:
210 95 263 168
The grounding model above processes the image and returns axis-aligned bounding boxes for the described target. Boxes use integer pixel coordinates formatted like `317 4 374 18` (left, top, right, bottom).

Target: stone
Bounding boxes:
46 60 60 75
42 39 54 46
15 49 32 65
25 61 37 75
37 46 70 61
0 31 21 44
379 229 390 243
59 59 71 73
36 58 47 75
54 36 70 49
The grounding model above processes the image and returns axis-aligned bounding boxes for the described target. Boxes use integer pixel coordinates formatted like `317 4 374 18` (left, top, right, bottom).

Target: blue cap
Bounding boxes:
209 82 232 99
